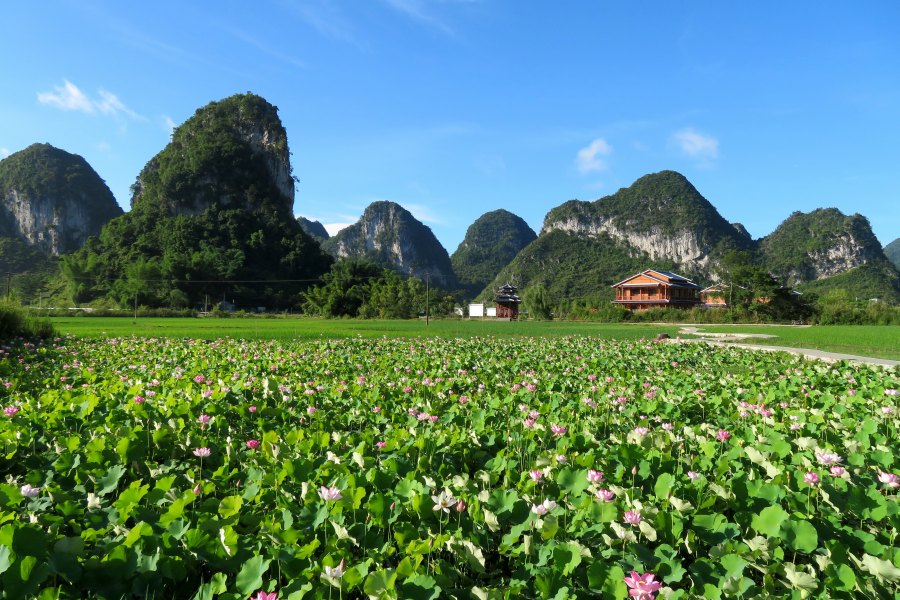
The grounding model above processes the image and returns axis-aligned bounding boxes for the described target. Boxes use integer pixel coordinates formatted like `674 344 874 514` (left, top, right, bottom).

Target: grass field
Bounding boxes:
47 317 686 342
694 325 900 361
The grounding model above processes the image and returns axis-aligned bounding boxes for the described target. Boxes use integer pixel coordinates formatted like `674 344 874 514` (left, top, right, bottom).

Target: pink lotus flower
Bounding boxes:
803 472 820 486
20 484 40 498
687 471 700 480
882 406 895 415
319 486 343 501
633 427 649 437
373 406 381 413
376 441 387 449
193 447 211 457
307 407 316 415
523 418 536 429
715 430 731 442
815 453 842 465
530 499 557 515
877 471 900 489
623 511 642 525
623 571 663 600
198 414 211 425
661 423 673 431
249 406 258 413
587 470 604 483
529 470 543 482
885 389 899 397
456 500 467 512
458 396 468 404
550 424 567 437
595 489 615 502
246 440 260 449
3 406 19 417
830 466 846 477
408 408 418 416
253 591 278 600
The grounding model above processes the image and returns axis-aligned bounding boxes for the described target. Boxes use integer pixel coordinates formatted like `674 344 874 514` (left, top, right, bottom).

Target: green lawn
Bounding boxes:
48 317 685 342
693 325 900 361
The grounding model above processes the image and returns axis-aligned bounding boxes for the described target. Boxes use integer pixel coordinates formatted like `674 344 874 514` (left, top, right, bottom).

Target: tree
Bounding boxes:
523 283 553 320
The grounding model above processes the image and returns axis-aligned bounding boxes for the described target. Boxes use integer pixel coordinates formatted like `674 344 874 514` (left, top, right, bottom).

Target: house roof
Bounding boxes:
612 270 702 289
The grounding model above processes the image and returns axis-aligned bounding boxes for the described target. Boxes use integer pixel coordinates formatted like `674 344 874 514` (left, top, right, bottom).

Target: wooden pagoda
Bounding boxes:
493 283 522 320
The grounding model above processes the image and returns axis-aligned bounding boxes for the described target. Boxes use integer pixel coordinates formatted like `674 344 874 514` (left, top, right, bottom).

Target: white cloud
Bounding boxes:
672 128 718 159
381 0 453 33
323 222 354 236
162 115 177 133
576 138 612 174
37 80 95 112
0 148 9 158
38 80 144 120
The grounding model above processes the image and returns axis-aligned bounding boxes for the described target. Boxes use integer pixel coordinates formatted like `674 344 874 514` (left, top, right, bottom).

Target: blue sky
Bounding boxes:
2 1 899 252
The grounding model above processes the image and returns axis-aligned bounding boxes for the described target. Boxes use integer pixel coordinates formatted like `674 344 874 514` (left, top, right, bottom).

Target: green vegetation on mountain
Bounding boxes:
61 93 332 310
483 229 683 301
0 143 120 215
885 237 900 270
321 201 456 289
544 170 751 254
796 263 900 303
758 208 900 302
297 216 329 244
451 209 536 298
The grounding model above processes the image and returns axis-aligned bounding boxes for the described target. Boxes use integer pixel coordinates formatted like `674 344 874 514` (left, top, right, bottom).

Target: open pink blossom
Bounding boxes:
830 466 846 477
193 447 211 457
687 471 700 480
319 486 343 501
253 592 278 600
530 499 557 516
623 511 642 525
715 430 731 442
376 441 387 449
815 453 843 465
3 406 19 417
633 427 649 437
307 406 316 415
550 424 567 437
595 489 615 502
529 470 543 482
803 472 820 486
20 484 40 498
623 571 663 600
877 471 899 488
198 414 211 425
523 418 536 429
587 469 604 483
246 440 260 449
248 406 257 413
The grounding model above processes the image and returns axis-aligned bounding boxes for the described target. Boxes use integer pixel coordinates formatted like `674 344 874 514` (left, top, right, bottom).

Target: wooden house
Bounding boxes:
612 270 703 311
701 283 733 308
493 283 522 320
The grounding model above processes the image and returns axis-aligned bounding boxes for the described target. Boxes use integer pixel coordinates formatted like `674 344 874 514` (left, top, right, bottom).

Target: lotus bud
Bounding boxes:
457 500 466 512
632 465 637 475
193 482 201 494
390 502 395 511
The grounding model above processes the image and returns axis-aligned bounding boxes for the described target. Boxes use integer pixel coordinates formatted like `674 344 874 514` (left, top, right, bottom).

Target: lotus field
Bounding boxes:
2 334 900 600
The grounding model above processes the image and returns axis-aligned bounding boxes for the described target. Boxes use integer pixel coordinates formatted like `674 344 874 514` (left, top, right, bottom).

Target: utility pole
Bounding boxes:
425 273 430 326
134 293 138 319
205 295 208 314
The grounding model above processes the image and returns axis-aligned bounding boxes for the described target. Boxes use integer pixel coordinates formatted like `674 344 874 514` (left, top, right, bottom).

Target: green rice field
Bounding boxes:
695 325 900 361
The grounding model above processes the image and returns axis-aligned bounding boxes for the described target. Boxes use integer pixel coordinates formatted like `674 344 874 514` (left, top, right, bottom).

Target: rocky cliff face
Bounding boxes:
0 143 122 255
539 171 751 279
322 201 456 288
451 209 536 297
130 94 294 217
543 214 717 271
65 93 332 309
759 209 891 286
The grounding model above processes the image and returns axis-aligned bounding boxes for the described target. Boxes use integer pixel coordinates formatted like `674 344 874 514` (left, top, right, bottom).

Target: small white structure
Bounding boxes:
468 303 484 318
453 307 463 316
486 307 497 317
